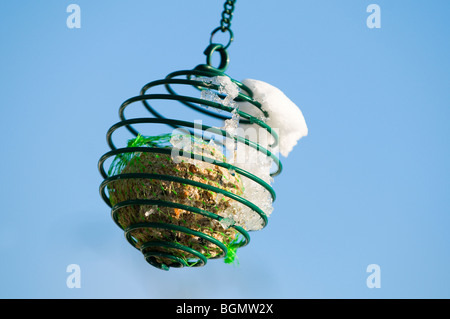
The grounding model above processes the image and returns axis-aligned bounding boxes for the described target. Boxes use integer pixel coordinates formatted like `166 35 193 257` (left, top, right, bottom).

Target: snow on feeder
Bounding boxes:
98 0 308 270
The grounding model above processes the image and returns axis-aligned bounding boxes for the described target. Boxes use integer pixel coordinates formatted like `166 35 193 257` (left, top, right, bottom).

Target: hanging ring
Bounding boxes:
203 43 229 72
209 26 234 49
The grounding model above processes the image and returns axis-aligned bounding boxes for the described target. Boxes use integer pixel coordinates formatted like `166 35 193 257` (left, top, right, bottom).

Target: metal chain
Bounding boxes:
219 0 236 32
203 0 236 69
208 0 236 50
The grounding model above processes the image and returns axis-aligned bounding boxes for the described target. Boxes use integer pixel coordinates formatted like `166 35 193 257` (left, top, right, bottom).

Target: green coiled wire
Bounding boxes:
98 2 282 270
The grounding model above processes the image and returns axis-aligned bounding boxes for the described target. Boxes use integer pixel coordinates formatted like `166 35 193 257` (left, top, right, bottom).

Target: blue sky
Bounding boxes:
0 0 449 298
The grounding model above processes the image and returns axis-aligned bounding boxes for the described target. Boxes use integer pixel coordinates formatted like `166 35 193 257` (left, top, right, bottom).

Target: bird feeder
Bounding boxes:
98 0 307 270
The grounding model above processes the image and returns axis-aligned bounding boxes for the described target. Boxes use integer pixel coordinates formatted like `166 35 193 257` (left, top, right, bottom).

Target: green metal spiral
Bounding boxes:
98 2 282 270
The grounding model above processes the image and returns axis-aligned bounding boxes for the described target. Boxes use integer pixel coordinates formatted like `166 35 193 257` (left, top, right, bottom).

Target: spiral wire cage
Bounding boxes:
98 3 283 270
